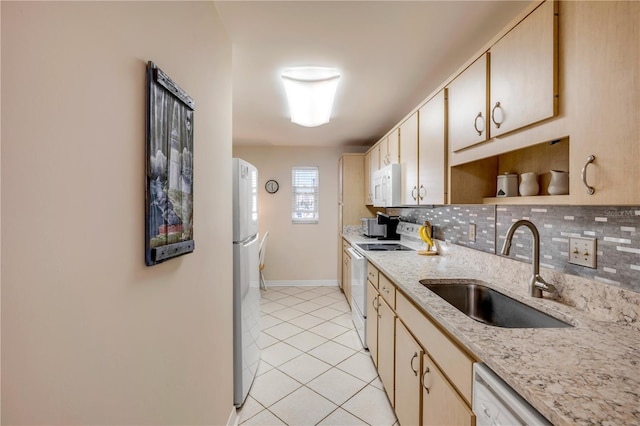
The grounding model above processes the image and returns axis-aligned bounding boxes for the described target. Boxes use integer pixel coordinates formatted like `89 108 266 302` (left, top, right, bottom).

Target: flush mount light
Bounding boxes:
281 67 340 127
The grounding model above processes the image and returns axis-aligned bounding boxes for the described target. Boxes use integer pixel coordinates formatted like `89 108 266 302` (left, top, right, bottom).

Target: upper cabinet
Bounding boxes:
364 151 372 205
489 0 558 137
418 90 447 205
399 112 419 204
448 54 489 153
365 0 638 206
401 92 447 206
381 129 400 167
565 0 639 204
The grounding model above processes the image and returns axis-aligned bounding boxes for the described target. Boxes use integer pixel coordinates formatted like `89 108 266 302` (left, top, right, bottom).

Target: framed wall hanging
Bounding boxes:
145 61 195 266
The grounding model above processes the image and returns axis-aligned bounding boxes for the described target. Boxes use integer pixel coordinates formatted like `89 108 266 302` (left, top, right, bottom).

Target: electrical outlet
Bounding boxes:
468 223 476 242
568 237 597 268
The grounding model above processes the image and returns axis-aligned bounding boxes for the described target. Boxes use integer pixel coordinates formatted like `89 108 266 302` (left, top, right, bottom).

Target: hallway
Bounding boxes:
238 286 398 425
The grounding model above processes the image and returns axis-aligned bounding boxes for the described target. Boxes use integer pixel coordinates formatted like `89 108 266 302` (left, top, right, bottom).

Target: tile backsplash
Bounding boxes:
399 205 640 294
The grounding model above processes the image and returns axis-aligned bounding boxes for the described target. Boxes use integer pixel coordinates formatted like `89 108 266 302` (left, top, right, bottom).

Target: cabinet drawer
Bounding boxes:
343 240 351 252
367 262 379 288
379 274 396 309
396 292 473 405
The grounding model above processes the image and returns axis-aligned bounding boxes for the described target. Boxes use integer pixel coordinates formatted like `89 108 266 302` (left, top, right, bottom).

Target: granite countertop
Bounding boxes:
343 232 640 426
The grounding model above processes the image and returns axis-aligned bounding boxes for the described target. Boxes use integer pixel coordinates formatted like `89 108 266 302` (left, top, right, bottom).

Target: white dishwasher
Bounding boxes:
473 363 551 426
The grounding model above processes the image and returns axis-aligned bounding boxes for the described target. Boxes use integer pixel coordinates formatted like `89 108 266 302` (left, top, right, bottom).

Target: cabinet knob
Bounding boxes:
491 101 504 128
421 366 431 393
410 352 418 376
474 111 485 136
581 154 596 195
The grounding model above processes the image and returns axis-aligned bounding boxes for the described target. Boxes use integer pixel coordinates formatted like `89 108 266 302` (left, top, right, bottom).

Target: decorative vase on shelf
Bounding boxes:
519 172 539 196
548 170 569 195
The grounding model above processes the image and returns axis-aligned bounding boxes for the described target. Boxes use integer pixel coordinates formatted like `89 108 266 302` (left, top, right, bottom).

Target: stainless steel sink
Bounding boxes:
420 280 572 328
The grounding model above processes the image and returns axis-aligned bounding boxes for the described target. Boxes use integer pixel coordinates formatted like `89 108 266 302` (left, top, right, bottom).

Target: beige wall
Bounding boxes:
1 2 234 424
233 146 343 284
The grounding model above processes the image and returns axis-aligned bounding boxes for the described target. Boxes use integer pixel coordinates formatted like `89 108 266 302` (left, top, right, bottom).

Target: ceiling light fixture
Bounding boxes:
281 67 340 127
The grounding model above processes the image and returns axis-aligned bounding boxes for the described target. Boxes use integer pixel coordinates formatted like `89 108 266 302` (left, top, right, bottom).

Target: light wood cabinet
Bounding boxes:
367 262 379 287
378 273 396 308
342 248 352 306
448 54 488 153
450 1 639 205
366 279 379 367
399 112 419 204
565 0 640 204
370 143 381 174
422 353 475 426
363 266 475 424
377 296 396 406
364 151 372 205
381 129 400 167
396 291 474 404
489 0 558 138
418 90 447 205
395 320 423 426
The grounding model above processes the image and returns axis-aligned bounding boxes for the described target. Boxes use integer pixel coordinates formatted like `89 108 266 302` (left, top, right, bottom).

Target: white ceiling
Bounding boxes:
216 1 532 148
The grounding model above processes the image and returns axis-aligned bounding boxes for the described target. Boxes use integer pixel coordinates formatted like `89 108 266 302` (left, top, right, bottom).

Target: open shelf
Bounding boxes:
483 195 570 205
450 137 570 204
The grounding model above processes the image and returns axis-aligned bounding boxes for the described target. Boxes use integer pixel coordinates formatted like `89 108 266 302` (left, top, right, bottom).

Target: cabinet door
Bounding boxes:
418 91 446 205
366 280 379 366
341 250 348 292
400 112 419 205
343 250 351 306
489 0 557 137
568 1 640 204
364 151 372 205
387 128 400 165
395 320 423 426
378 297 396 406
447 54 488 152
422 354 474 426
369 142 384 175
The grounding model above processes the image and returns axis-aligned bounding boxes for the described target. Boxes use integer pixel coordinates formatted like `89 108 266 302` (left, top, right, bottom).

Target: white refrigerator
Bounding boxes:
232 158 261 407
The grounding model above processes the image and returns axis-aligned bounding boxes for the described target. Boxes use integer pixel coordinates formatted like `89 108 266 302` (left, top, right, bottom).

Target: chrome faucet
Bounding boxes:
500 219 556 298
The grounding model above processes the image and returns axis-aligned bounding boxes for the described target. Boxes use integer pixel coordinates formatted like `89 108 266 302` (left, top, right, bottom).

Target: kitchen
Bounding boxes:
231 0 639 425
1 1 638 425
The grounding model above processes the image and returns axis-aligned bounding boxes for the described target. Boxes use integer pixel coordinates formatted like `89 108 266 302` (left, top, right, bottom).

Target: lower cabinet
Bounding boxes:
366 280 379 367
422 353 475 426
377 296 396 407
365 262 476 426
342 248 351 307
395 320 423 426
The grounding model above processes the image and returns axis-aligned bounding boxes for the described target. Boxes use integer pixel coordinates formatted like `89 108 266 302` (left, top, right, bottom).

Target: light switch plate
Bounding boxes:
568 237 597 268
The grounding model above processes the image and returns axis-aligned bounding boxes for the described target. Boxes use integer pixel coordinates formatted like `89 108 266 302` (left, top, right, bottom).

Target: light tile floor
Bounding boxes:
238 286 398 426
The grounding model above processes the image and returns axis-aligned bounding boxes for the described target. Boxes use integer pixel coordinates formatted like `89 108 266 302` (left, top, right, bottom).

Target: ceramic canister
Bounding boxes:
496 173 518 197
519 172 539 196
548 170 569 195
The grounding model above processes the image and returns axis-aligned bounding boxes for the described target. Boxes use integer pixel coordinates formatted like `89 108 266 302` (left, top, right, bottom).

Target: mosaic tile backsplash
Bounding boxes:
399 205 640 294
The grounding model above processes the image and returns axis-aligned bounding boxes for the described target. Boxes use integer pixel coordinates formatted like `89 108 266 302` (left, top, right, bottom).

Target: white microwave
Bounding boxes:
372 163 401 207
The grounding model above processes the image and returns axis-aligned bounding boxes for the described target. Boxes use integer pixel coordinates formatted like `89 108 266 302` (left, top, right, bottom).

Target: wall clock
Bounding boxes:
265 179 279 194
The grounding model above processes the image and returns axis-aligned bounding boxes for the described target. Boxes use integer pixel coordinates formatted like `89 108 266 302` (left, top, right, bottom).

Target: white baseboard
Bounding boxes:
264 279 339 287
227 405 239 426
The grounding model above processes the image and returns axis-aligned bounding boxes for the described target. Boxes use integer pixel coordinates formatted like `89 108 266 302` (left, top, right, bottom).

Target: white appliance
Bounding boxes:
232 158 261 407
347 247 367 348
372 163 402 207
473 363 551 426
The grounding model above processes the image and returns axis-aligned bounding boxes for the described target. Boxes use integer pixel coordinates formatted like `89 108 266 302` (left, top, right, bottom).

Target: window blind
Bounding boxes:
291 167 319 223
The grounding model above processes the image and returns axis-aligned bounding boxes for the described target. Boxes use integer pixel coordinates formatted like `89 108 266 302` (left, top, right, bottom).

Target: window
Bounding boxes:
291 167 319 223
